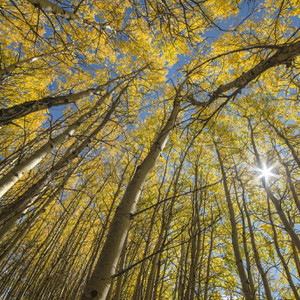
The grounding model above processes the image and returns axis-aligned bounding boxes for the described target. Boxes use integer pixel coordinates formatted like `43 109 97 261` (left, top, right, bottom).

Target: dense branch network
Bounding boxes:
0 0 300 300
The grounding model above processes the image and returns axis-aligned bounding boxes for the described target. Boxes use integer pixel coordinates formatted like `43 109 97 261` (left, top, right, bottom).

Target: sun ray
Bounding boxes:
257 164 275 181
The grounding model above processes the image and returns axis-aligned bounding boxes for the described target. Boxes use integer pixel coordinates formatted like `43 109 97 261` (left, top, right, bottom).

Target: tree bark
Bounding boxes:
0 49 66 78
215 142 255 300
0 88 113 199
27 0 106 31
0 163 77 264
28 0 85 23
81 96 181 300
267 120 300 169
234 181 256 299
240 184 273 300
248 120 300 253
191 40 300 107
267 198 300 300
0 94 121 236
0 78 122 126
112 234 128 300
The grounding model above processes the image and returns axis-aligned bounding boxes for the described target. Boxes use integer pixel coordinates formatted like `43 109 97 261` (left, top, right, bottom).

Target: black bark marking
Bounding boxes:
90 290 98 297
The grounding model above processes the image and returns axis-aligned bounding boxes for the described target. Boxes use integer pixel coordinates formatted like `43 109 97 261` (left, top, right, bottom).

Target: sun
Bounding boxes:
257 164 275 180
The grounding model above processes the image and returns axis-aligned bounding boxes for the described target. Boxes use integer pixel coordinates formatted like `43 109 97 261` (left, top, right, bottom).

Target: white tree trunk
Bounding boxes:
27 0 105 31
0 71 140 125
0 87 95 125
0 89 111 198
215 143 255 300
0 49 66 77
81 96 181 300
191 40 300 107
0 93 122 234
27 0 83 22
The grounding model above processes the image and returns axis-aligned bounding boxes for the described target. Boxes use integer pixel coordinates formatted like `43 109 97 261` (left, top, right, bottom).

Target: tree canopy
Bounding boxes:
0 0 300 299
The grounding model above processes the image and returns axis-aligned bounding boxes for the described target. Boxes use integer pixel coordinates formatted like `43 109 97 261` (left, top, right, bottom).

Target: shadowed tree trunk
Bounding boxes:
233 180 256 299
215 141 255 300
238 180 272 300
267 197 300 300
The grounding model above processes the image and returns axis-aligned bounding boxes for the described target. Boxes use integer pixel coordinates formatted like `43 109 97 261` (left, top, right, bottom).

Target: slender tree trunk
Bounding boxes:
0 49 66 78
132 201 160 300
0 117 64 175
112 234 128 300
0 70 139 125
0 88 113 198
176 238 186 299
215 142 255 300
144 221 167 300
0 165 76 264
283 162 300 213
132 155 172 300
191 41 300 107
81 96 181 300
291 241 300 277
145 160 185 300
152 255 162 300
234 182 256 299
184 162 202 300
6 204 70 299
39 210 96 299
248 120 300 253
203 227 214 300
267 120 300 169
0 87 95 125
267 197 300 300
266 187 300 252
239 183 273 300
0 94 122 236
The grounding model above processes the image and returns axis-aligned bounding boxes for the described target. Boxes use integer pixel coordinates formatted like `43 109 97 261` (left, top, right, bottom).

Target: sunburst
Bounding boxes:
256 163 275 181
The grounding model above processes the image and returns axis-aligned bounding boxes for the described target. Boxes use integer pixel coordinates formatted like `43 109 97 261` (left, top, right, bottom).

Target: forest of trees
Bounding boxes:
0 0 300 299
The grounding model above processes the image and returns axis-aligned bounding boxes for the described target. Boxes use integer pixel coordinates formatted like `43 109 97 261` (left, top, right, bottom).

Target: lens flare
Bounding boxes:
258 164 275 180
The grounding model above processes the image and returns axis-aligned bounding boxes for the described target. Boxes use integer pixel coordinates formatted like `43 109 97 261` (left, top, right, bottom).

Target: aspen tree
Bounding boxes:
0 89 125 238
267 120 300 169
0 88 109 198
233 180 256 297
132 155 172 300
248 120 300 253
27 0 106 31
0 71 141 198
238 180 273 300
0 75 129 125
144 165 182 300
82 93 181 300
214 141 255 300
0 49 67 78
267 198 300 300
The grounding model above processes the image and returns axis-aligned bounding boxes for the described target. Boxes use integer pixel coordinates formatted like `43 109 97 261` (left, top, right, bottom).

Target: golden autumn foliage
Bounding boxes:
0 0 300 299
